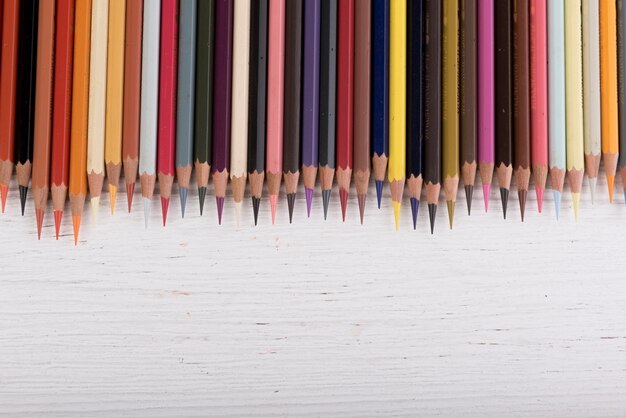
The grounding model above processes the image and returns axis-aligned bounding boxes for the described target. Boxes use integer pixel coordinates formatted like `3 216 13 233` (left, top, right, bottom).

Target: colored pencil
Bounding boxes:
15 0 38 216
212 0 233 225
319 0 337 219
139 0 160 227
104 0 125 214
122 0 142 212
565 0 585 220
618 0 626 200
302 0 320 218
31 0 55 239
337 0 353 222
230 0 250 226
157 0 179 226
478 0 494 213
248 0 267 225
176 0 197 218
583 0 601 203
529 0 548 212
86 0 108 222
461 0 478 214
424 0 441 234
69 0 92 245
494 0 513 219
548 0 566 218
194 0 215 215
51 0 75 239
513 0 530 221
600 0 619 201
266 0 285 224
0 0 20 213
442 0 459 229
372 0 389 208
354 0 371 224
283 0 302 224
406 0 423 229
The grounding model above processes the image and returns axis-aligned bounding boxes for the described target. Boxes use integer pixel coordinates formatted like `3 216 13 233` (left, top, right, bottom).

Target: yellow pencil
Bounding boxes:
104 0 126 214
600 0 620 201
565 0 585 220
388 0 406 230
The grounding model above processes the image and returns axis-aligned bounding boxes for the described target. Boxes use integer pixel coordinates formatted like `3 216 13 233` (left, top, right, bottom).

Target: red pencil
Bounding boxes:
336 0 354 221
158 0 179 226
51 0 75 239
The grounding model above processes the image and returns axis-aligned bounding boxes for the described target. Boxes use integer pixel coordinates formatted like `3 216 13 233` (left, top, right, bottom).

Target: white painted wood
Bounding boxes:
1 173 625 416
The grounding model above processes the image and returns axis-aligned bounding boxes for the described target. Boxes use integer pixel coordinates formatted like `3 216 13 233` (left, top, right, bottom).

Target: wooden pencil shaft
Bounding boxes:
371 0 389 158
319 0 337 169
494 0 512 168
424 0 441 185
461 0 477 167
513 0 530 171
122 0 142 164
388 0 406 183
247 0 267 173
0 0 21 167
194 0 215 167
177 0 197 169
353 0 371 174
336 0 354 172
283 0 303 175
406 0 423 178
442 0 459 179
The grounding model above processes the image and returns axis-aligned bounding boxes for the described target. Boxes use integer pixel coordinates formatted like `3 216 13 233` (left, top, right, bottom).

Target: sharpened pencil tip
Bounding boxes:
375 180 383 208
198 186 207 215
410 197 419 230
109 185 117 215
322 189 331 220
179 187 188 218
305 187 313 217
90 196 100 224
269 194 277 224
54 210 62 240
535 187 544 213
287 193 296 224
499 188 509 219
607 175 615 203
251 196 261 226
357 194 366 225
142 197 151 228
0 183 7 213
553 190 561 220
482 183 491 213
589 177 596 205
126 183 135 213
428 203 437 234
572 192 580 222
464 185 473 215
216 196 225 225
446 201 455 229
518 190 527 222
36 208 44 240
160 197 170 226
19 185 28 216
339 188 348 222
72 215 81 246
393 201 400 231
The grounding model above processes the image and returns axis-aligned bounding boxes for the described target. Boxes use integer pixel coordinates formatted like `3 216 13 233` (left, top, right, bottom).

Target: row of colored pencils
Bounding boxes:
0 0 624 243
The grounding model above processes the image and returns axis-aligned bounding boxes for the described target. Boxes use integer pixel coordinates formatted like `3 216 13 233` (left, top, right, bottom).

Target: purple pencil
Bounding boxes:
302 0 321 217
478 0 494 212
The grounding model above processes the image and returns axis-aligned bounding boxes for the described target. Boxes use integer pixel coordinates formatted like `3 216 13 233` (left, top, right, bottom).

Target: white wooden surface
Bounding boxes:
1 172 626 417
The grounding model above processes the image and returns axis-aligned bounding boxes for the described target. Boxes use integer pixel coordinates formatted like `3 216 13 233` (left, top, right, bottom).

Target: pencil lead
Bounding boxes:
553 190 561 220
607 174 615 203
393 200 400 231
305 187 313 217
251 196 260 226
19 185 28 216
482 183 491 212
179 187 188 218
234 201 242 228
339 187 348 222
499 188 509 219
216 196 225 225
160 196 170 226
535 186 544 213
589 177 596 204
375 180 383 208
0 183 7 213
572 192 580 222
142 197 150 228
287 193 296 224
427 203 437 234
518 189 527 222
446 200 455 229
322 189 331 220
72 215 81 246
464 185 473 215
357 193 367 225
270 194 277 224
54 210 62 240
90 196 100 224
109 185 117 215
125 182 134 213
198 186 207 215
36 208 44 240
410 197 419 230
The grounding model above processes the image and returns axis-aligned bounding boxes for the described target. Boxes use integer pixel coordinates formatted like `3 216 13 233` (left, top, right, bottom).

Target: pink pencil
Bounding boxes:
266 0 285 224
530 0 548 212
478 0 494 212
